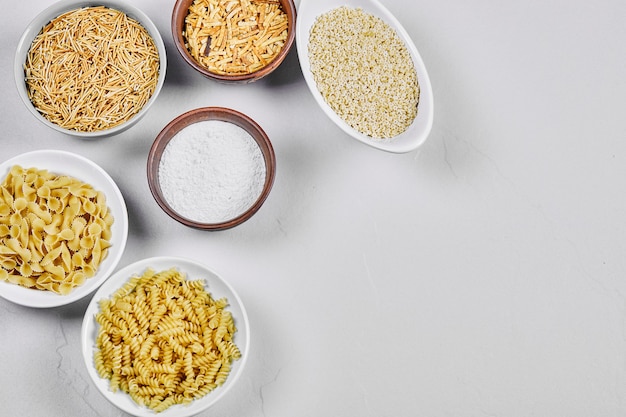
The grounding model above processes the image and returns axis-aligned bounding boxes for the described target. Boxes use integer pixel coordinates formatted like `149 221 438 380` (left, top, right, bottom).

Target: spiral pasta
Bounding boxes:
94 267 241 412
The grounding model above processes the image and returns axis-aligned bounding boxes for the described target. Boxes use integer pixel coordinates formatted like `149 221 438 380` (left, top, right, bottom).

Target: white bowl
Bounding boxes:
81 256 250 417
14 0 167 138
0 150 129 308
296 0 434 153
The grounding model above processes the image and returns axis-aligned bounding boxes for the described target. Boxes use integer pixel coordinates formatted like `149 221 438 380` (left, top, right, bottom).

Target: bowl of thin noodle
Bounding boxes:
14 0 167 138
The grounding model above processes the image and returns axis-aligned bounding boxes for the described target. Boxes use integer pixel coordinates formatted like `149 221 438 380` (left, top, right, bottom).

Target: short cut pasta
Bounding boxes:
0 165 113 295
183 0 289 75
94 267 241 413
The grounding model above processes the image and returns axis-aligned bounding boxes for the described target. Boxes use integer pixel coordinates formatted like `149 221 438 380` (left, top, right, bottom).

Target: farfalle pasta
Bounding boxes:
0 165 113 295
94 267 241 412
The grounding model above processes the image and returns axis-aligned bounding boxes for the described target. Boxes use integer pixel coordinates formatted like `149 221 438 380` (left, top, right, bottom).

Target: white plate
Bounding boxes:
0 150 128 308
80 256 250 417
296 0 434 153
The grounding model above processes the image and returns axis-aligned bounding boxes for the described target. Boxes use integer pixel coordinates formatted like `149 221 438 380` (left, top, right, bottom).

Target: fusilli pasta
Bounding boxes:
94 267 241 412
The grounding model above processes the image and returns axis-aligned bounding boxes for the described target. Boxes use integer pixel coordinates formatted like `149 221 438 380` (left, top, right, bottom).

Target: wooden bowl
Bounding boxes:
147 107 276 230
171 0 296 83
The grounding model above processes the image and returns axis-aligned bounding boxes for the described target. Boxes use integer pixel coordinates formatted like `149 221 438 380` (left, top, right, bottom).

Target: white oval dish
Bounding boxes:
14 0 167 138
0 150 129 308
296 0 434 153
80 256 250 417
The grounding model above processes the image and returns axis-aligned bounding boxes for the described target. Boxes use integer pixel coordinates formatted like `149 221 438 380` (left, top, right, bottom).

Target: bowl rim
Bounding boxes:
171 0 296 83
80 255 250 417
0 149 129 308
147 106 277 230
295 0 434 153
14 0 168 138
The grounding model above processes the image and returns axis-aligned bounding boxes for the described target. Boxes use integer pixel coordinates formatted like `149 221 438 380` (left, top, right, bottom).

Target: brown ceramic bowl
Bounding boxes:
171 0 296 83
147 107 276 230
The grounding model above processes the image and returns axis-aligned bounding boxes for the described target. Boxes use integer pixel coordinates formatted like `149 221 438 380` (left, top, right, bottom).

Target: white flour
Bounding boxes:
158 120 266 223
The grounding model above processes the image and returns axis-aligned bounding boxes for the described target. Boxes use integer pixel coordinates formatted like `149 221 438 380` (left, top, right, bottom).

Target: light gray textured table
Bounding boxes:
2 1 626 416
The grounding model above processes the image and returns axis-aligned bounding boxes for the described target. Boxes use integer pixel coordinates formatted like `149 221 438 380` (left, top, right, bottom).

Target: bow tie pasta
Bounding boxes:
0 165 113 295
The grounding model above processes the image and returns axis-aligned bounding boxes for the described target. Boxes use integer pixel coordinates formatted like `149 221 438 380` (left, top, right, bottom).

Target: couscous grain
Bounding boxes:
308 6 419 139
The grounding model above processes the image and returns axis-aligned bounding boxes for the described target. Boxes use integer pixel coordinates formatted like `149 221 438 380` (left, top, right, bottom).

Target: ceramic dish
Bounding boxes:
14 0 167 138
296 0 434 153
147 107 276 231
0 150 128 308
171 0 296 83
81 256 250 417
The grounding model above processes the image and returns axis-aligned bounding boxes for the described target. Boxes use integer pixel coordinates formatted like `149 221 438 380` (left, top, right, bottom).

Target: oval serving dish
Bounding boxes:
296 0 434 153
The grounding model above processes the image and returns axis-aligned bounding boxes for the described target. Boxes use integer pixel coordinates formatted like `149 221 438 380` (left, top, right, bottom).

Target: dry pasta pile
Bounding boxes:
24 6 160 132
0 165 113 295
94 268 241 413
184 0 288 74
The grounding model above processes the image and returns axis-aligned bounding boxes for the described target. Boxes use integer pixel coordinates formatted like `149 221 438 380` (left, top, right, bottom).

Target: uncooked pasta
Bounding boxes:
183 0 289 75
94 267 241 412
23 6 160 132
0 165 113 295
